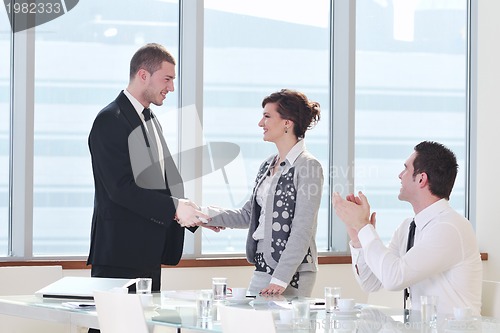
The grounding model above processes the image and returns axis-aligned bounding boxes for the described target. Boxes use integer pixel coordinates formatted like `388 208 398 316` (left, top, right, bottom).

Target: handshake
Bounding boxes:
174 199 225 232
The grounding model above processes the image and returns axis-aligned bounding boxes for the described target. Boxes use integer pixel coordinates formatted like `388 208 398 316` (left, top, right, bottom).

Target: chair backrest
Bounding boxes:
0 265 63 295
0 266 65 333
219 305 276 333
93 290 149 333
481 280 500 317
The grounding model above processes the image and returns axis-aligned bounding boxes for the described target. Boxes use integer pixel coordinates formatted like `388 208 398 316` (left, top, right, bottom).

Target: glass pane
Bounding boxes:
355 0 467 243
32 0 180 255
202 0 331 254
0 6 10 256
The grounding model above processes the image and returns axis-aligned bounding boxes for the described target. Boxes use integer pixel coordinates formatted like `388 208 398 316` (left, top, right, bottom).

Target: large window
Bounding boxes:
355 0 468 242
30 0 180 256
1 0 470 259
0 8 10 256
200 0 331 254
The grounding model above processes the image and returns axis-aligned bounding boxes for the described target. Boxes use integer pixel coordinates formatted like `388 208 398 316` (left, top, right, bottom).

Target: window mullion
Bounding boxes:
465 0 477 225
329 0 356 252
179 0 204 258
9 28 35 259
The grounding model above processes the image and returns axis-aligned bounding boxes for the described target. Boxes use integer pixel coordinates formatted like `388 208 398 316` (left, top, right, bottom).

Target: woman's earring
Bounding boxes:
284 127 288 134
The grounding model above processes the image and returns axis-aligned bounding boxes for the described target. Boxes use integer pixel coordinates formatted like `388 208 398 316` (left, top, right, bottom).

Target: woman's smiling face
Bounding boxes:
258 102 288 143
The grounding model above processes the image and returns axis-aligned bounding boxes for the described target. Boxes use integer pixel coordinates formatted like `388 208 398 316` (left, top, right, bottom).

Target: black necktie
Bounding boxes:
404 219 416 309
406 220 416 252
142 108 159 158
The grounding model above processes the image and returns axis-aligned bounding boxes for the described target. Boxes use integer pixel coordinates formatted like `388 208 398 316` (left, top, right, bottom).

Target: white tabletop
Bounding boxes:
0 293 498 332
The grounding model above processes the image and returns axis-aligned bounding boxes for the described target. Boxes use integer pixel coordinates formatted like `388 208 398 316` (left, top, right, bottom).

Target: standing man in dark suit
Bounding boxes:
87 43 210 300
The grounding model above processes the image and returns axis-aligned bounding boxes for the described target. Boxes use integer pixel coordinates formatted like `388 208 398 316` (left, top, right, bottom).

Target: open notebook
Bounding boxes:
35 276 135 300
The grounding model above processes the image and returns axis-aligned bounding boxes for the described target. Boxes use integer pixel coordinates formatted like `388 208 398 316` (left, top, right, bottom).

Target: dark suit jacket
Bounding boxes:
87 91 188 270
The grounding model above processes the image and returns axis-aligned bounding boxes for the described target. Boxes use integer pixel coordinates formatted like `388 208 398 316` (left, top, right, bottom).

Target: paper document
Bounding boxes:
62 301 95 309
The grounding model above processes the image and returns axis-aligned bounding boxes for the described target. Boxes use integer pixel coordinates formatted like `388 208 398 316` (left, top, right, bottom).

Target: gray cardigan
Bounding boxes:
206 149 323 285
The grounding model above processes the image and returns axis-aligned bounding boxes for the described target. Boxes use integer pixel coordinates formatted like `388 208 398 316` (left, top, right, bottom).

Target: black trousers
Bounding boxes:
88 264 162 333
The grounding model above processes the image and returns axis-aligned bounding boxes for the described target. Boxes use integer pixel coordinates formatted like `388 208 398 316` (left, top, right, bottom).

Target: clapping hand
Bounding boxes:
332 191 375 233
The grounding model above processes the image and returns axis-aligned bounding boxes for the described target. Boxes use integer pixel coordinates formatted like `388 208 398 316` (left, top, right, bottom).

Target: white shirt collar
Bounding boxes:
414 198 450 229
282 139 306 166
123 89 147 121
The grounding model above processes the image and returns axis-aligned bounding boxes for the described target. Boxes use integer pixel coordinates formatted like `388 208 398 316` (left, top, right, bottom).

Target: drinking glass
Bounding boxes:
197 290 213 320
421 295 438 328
325 286 341 312
212 277 227 300
136 278 152 294
292 298 310 329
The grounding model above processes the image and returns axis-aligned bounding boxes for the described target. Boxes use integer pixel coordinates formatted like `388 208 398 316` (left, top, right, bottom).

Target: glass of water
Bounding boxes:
292 298 311 329
325 286 341 312
212 277 227 301
420 295 438 328
197 290 213 320
136 278 152 294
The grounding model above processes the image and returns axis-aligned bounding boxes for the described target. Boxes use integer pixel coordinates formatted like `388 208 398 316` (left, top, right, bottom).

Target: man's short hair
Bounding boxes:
129 43 176 80
413 141 458 200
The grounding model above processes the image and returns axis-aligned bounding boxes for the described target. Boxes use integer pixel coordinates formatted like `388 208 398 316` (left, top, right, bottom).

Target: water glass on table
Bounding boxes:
136 278 152 294
325 286 341 312
212 277 227 301
420 295 438 328
197 290 213 320
292 298 311 329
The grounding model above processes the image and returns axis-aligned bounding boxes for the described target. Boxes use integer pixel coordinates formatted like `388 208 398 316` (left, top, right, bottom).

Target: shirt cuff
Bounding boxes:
349 241 362 263
270 277 288 288
357 224 378 247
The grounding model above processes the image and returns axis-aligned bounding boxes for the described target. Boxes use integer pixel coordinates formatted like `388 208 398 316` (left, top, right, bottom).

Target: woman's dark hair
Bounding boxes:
262 89 321 139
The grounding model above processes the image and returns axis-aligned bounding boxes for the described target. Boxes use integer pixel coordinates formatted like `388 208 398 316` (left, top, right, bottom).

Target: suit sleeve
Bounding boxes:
204 200 253 229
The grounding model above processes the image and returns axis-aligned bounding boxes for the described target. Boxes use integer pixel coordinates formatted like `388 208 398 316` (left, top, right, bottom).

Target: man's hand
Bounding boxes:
175 199 210 227
332 191 373 233
343 193 377 247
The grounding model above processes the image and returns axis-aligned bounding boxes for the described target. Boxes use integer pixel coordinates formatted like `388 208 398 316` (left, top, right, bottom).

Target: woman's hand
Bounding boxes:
259 283 286 296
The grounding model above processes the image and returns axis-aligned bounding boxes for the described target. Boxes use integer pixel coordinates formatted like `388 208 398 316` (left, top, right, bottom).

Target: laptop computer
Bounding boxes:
35 276 135 300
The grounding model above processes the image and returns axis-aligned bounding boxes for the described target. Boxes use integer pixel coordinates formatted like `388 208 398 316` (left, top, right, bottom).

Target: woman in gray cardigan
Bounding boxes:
203 89 324 297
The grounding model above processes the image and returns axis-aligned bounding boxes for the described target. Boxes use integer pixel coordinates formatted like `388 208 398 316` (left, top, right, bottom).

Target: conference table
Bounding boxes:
0 292 498 332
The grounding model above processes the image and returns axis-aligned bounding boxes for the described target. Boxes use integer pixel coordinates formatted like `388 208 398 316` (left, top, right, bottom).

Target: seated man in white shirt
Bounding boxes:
332 141 482 315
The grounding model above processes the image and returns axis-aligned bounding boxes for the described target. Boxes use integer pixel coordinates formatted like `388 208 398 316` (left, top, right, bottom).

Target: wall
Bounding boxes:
476 0 500 281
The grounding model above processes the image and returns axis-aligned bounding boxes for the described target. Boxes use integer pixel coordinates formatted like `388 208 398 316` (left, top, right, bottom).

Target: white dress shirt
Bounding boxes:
252 172 274 241
123 89 165 179
350 199 482 315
